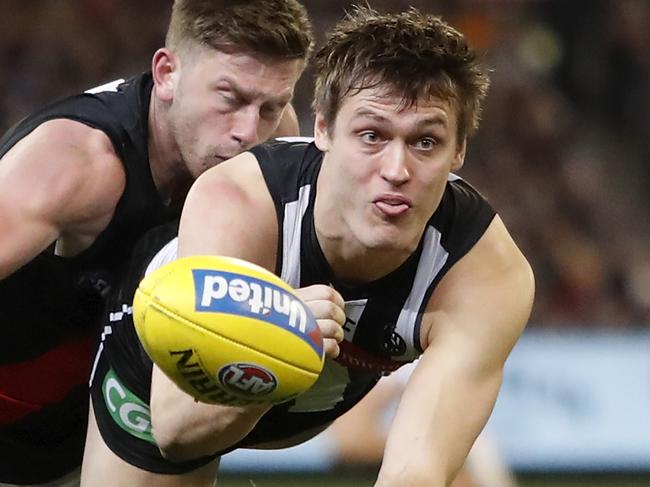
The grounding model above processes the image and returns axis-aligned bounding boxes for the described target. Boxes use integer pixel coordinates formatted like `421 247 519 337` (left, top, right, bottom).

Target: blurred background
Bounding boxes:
2 0 649 485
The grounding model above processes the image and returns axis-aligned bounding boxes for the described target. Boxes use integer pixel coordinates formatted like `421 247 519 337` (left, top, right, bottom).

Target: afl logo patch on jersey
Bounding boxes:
218 363 278 397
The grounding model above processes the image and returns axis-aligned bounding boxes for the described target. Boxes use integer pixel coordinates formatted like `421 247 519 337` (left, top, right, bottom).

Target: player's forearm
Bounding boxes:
150 366 270 461
152 401 269 462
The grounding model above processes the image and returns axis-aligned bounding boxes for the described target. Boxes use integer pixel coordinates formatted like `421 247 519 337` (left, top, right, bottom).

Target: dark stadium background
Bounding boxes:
2 1 648 485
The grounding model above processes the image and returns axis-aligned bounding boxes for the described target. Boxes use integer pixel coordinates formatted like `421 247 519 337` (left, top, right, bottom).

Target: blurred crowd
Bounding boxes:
2 0 648 327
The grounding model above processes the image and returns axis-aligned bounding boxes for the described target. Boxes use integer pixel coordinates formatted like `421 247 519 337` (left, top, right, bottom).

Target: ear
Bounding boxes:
151 48 178 102
451 138 467 172
313 113 330 152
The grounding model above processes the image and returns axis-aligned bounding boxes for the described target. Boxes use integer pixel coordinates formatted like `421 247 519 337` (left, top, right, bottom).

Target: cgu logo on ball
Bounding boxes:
192 269 312 337
218 363 278 396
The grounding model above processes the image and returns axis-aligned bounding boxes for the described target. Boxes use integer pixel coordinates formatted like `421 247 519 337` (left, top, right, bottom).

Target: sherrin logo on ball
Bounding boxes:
133 255 325 406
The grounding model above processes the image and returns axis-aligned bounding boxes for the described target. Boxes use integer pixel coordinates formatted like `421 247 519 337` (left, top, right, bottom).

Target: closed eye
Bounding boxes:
260 103 284 121
218 89 242 107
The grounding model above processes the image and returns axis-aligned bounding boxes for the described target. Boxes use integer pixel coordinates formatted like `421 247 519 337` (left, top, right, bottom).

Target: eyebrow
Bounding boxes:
351 108 449 128
351 109 389 123
218 76 293 106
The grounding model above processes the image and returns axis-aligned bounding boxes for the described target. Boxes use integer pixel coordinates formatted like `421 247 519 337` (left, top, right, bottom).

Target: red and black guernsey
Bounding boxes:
0 74 180 484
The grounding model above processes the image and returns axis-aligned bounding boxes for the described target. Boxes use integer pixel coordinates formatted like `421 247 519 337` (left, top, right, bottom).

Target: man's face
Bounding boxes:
314 87 466 256
167 46 304 178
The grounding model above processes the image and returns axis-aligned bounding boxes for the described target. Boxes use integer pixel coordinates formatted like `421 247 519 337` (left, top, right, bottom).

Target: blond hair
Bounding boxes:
166 0 313 60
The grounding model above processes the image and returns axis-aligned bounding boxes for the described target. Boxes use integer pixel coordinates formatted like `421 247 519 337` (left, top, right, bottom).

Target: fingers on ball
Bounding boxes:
317 318 345 343
323 338 341 359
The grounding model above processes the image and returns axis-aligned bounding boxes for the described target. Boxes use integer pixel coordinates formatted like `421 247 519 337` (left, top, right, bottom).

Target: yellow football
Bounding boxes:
132 255 324 406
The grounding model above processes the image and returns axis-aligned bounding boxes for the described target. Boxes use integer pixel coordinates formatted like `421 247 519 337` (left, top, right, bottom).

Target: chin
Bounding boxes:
195 155 221 174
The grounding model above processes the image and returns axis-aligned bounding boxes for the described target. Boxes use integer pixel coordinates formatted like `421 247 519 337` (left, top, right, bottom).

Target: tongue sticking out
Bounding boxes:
374 200 410 217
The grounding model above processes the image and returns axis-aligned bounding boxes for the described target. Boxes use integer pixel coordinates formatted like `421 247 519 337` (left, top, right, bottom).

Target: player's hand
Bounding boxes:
295 285 345 359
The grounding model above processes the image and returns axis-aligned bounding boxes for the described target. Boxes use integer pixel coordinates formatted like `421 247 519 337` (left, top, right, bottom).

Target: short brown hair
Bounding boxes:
166 0 313 60
313 6 490 142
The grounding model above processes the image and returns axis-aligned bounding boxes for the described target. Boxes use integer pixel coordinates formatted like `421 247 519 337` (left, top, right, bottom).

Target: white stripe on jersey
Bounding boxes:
281 184 311 288
289 359 350 413
394 225 449 359
274 136 314 144
85 78 125 94
343 300 368 342
145 237 179 276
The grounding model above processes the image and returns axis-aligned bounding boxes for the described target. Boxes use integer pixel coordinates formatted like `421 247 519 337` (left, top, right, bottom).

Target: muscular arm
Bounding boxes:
151 152 277 460
150 153 344 461
177 152 279 266
375 216 534 487
0 119 125 278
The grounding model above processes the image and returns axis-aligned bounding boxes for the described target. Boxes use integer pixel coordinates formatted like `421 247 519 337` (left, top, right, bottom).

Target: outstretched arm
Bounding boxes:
375 216 534 487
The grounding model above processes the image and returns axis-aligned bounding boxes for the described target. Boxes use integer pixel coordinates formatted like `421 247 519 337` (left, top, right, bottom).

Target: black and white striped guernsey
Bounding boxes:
238 138 495 445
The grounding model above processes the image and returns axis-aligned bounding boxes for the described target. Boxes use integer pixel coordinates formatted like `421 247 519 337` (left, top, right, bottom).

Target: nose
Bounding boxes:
380 142 410 186
231 106 260 149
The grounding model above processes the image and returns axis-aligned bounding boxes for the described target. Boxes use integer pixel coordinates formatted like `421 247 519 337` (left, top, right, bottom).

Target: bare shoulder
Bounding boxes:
22 118 125 190
453 215 534 287
179 151 278 268
1 118 126 226
421 215 534 354
184 152 270 218
190 151 267 198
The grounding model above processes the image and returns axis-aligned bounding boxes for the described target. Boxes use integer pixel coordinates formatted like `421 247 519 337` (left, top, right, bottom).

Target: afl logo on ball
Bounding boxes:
218 363 278 396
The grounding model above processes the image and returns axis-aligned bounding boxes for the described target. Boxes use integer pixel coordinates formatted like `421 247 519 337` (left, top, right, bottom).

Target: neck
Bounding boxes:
318 233 412 285
147 90 192 205
314 173 412 285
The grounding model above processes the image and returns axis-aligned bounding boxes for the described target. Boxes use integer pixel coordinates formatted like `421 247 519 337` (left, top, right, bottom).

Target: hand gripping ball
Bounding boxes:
133 255 324 406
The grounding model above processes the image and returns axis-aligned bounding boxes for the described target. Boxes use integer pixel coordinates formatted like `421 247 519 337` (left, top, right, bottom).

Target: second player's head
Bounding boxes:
154 0 313 177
